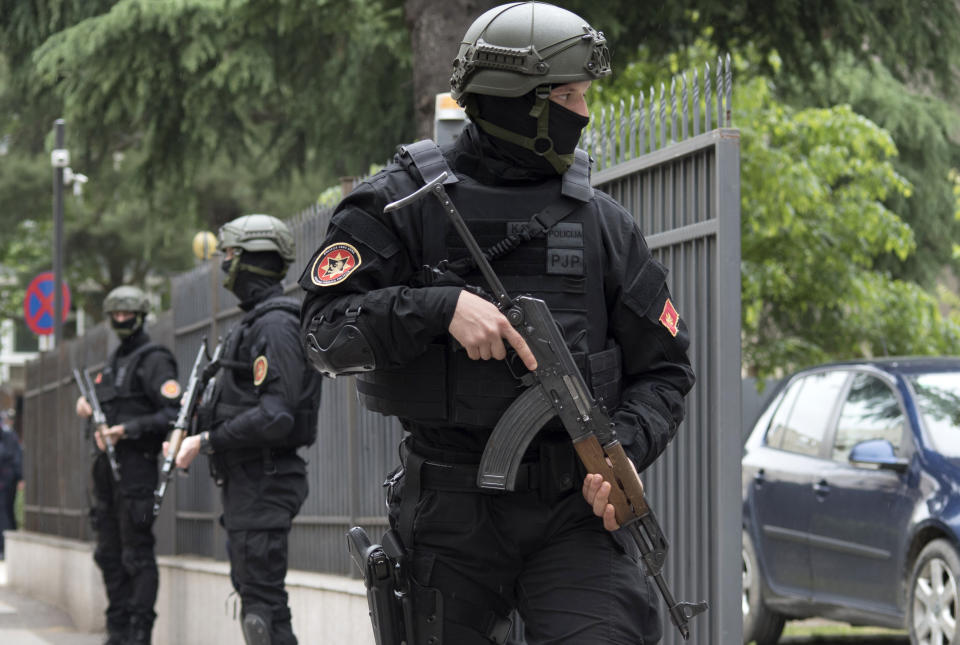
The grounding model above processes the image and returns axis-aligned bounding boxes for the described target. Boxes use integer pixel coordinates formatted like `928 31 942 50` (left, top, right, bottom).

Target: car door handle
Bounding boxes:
813 480 830 497
753 469 766 487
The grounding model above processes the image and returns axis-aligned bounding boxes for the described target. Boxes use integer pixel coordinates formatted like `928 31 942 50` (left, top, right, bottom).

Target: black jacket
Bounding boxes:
300 124 695 471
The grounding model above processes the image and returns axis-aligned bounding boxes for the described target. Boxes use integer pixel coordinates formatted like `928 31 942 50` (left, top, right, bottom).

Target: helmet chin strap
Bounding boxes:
222 249 286 292
464 88 575 174
112 313 144 338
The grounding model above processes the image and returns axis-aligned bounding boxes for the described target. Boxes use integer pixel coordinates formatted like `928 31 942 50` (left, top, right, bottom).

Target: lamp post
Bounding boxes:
50 120 69 348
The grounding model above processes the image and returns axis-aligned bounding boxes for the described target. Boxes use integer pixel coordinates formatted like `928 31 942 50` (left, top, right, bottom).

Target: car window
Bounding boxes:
766 371 848 457
832 373 905 463
907 371 960 458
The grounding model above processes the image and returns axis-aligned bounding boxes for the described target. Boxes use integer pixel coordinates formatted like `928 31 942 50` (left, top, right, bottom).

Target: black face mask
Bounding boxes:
110 315 142 339
469 91 590 175
221 252 285 309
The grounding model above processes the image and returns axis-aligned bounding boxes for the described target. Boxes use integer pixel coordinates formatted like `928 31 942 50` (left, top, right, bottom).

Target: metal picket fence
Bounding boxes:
23 57 740 644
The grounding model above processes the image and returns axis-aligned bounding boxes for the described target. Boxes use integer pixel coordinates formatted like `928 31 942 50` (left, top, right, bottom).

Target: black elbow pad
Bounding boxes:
305 323 376 378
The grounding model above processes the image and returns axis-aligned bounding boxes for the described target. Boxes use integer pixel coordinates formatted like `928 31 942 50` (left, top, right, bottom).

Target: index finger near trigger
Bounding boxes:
503 324 537 371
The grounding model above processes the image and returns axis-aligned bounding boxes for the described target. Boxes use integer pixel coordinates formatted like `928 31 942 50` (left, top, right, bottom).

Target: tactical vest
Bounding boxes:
95 341 173 426
355 140 621 429
205 296 319 449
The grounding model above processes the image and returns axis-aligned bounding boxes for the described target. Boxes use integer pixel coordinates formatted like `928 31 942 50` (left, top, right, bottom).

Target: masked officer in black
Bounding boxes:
75 286 180 645
173 214 322 645
299 3 696 643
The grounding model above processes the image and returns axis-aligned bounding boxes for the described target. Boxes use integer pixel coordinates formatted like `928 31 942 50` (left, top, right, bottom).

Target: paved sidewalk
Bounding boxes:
0 561 105 645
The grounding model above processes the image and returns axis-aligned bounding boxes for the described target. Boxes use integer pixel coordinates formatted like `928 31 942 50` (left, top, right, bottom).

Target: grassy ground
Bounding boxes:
775 619 908 644
14 486 23 528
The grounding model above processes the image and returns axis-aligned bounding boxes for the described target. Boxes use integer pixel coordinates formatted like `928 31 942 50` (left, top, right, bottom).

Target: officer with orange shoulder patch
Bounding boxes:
173 214 323 645
75 285 180 645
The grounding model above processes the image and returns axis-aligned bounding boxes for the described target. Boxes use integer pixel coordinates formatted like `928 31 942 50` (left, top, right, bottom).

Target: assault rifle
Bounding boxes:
73 367 121 483
152 337 223 516
384 172 709 640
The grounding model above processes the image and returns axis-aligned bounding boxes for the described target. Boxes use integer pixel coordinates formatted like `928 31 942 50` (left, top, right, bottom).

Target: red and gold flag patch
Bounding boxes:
95 372 103 385
311 243 361 287
253 355 269 386
659 298 680 337
160 379 182 399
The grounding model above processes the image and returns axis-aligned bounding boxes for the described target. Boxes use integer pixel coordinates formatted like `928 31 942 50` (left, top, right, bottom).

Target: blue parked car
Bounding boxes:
741 358 960 645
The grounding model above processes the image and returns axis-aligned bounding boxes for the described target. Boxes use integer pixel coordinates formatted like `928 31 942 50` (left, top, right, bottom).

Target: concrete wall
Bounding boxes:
4 530 375 644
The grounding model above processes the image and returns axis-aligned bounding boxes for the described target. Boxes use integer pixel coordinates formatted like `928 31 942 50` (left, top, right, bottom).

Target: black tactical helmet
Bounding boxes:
103 285 150 314
450 2 611 102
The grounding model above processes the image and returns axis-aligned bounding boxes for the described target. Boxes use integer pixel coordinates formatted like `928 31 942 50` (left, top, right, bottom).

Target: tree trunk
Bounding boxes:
404 0 500 140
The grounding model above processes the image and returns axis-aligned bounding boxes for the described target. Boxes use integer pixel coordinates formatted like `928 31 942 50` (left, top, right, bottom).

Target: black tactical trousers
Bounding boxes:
227 528 296 644
220 453 307 645
389 439 662 645
91 450 160 636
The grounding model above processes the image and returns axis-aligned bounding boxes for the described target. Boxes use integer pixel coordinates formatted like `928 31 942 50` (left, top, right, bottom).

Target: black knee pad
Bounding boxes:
242 612 272 645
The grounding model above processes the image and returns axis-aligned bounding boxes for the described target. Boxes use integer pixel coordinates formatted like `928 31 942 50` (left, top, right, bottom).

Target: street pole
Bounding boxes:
51 119 66 348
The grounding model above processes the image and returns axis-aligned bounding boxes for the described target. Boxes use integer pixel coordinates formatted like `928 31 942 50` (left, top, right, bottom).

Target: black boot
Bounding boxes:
103 618 128 645
127 614 153 645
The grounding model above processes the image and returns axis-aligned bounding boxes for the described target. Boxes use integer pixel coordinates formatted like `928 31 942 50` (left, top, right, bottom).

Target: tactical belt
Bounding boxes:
421 459 540 494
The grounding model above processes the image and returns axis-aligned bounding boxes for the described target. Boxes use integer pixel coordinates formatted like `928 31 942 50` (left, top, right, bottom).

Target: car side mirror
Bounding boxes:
848 439 909 473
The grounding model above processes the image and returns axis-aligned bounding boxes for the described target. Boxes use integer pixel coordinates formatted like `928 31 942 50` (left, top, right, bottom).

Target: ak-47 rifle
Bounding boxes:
73 367 121 483
384 171 709 640
152 337 223 516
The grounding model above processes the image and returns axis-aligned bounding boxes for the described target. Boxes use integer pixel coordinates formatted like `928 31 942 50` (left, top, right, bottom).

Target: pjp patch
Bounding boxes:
253 355 269 386
311 243 361 286
659 298 680 337
160 379 182 399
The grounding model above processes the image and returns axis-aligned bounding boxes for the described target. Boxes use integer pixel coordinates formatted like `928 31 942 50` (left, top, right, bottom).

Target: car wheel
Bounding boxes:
908 539 959 645
743 529 785 645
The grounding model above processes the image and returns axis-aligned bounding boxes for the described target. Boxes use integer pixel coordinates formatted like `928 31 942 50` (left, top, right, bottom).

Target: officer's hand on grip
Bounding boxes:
169 434 201 470
94 428 106 452
582 473 621 531
448 290 537 371
101 424 125 444
76 396 92 419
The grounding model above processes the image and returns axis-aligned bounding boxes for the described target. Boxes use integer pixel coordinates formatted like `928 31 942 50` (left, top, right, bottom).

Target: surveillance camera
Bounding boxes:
51 149 70 168
64 168 89 185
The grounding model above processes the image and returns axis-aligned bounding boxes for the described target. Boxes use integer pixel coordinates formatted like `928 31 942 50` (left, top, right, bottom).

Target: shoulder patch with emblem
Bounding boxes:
659 298 680 337
253 355 269 386
160 379 182 399
311 242 361 286
95 372 103 385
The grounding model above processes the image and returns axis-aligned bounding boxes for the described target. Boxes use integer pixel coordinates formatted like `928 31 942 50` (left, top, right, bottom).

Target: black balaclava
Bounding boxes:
465 88 590 176
110 314 145 340
221 250 286 310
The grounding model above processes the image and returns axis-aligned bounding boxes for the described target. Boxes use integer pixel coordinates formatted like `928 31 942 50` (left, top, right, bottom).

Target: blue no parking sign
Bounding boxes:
23 271 71 336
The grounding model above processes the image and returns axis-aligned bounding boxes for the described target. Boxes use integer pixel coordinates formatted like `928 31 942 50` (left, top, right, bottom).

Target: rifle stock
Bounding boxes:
384 171 708 640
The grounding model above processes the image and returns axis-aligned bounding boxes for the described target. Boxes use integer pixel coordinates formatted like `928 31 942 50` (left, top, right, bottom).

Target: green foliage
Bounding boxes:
738 76 960 377
782 52 960 287
30 0 411 184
